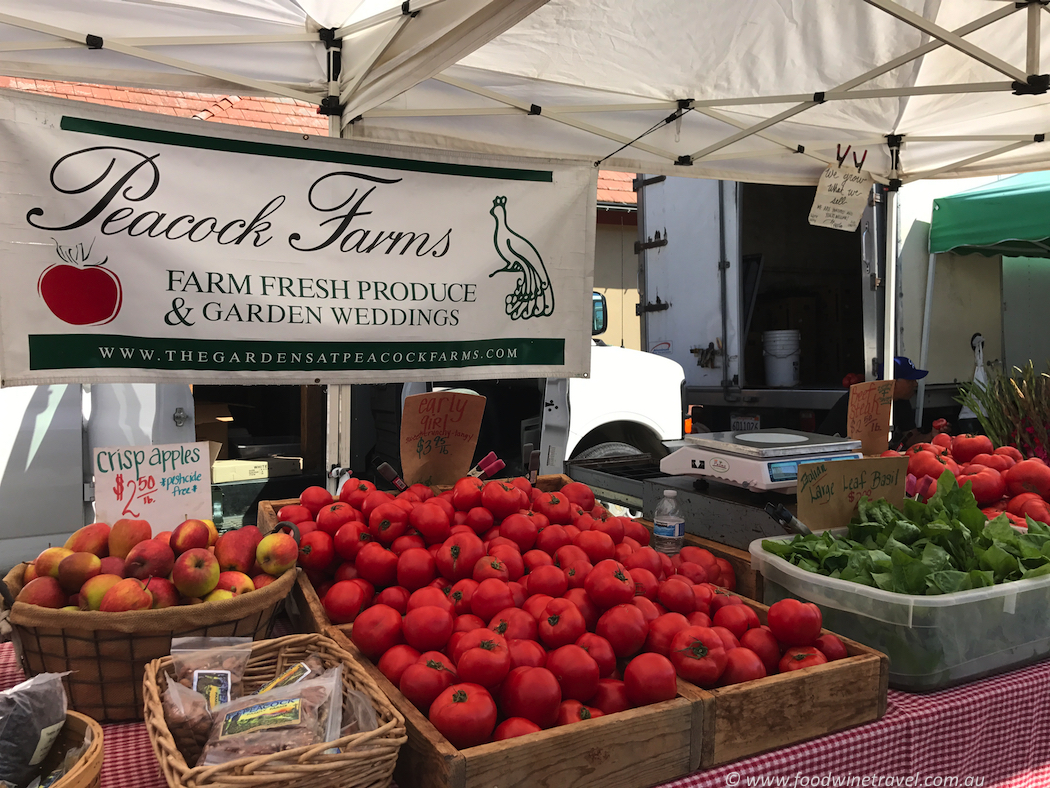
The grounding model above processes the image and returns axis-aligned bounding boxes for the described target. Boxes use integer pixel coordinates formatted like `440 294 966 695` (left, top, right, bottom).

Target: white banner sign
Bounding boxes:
94 441 212 527
0 92 596 386
808 166 873 231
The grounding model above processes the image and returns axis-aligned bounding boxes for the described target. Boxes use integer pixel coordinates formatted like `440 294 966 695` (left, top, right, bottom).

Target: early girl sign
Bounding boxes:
0 90 596 386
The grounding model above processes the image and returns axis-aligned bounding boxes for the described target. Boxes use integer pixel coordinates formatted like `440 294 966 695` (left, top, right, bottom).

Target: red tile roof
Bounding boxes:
0 76 633 202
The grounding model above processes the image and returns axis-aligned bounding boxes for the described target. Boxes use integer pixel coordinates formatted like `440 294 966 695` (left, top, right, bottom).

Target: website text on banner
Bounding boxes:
0 91 597 387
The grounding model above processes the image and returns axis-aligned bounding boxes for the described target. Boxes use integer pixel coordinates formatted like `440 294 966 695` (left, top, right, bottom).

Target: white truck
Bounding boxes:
634 174 1007 433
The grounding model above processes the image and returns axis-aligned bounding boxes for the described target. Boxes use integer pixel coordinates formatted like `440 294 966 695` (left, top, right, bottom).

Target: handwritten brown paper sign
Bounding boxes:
797 456 908 532
847 380 895 456
808 166 873 231
400 391 486 486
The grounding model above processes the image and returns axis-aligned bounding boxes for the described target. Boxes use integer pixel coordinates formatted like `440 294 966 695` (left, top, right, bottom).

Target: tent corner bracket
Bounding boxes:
675 155 693 166
1012 74 1050 94
318 96 345 116
85 34 103 50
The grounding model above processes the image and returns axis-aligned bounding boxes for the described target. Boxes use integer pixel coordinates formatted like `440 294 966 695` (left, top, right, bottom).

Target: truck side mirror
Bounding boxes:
592 291 608 336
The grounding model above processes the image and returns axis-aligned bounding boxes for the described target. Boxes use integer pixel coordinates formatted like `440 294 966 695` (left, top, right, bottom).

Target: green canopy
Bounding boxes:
929 171 1050 258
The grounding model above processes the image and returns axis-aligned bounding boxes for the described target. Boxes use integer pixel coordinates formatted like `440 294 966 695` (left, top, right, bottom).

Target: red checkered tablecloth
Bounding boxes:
3 636 1049 788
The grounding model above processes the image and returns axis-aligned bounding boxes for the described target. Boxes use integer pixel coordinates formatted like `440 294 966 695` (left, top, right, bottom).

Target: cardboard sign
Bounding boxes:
808 166 873 231
94 441 213 527
847 379 895 456
400 392 486 486
797 456 909 532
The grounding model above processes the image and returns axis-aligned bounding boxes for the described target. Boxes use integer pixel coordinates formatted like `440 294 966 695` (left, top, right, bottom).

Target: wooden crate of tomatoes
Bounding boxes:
256 472 887 783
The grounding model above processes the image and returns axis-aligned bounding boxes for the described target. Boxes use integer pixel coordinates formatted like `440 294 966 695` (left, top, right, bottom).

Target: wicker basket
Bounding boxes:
47 710 105 788
1 564 296 722
143 632 406 788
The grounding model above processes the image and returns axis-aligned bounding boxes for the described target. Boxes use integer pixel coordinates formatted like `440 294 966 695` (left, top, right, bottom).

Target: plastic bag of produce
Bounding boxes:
170 637 252 709
198 665 343 767
0 672 69 788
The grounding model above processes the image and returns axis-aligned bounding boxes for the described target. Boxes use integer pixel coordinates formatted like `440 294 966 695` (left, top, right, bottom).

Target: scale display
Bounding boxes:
660 429 863 492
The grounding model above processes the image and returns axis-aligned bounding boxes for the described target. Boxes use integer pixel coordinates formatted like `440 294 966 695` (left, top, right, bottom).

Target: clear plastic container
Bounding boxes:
750 530 1050 692
652 490 685 555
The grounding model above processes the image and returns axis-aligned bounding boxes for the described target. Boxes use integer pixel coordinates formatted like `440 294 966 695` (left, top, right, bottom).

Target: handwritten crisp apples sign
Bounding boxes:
0 91 596 386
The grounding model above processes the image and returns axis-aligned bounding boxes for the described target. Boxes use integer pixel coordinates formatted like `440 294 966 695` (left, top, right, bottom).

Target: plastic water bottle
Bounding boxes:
652 489 685 555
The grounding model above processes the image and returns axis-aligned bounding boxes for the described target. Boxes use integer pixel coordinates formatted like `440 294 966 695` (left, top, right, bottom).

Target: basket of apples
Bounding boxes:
0 517 297 722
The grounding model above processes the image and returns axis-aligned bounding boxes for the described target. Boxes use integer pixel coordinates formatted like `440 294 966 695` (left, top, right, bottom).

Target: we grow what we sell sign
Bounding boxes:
0 92 596 386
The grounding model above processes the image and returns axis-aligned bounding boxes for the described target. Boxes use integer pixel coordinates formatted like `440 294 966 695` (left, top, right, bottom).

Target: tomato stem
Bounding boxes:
452 689 468 703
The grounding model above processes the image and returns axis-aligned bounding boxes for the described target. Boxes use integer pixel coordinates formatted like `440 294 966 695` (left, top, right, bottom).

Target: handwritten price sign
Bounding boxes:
400 391 485 486
94 441 213 526
847 379 895 456
797 456 908 531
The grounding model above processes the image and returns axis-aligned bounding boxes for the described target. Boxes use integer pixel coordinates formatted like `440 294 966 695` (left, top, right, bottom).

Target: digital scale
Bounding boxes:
660 429 863 492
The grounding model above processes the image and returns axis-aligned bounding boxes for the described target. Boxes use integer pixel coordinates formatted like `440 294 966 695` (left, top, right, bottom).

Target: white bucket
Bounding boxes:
762 330 800 387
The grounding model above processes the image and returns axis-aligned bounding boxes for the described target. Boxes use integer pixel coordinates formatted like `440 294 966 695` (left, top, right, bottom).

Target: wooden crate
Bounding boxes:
696 597 889 768
325 624 706 788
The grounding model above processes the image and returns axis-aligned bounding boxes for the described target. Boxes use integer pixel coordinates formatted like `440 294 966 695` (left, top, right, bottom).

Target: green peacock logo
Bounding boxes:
489 196 554 320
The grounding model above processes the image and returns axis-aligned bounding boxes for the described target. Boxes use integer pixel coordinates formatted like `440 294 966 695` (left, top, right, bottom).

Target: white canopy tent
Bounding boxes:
3 0 1050 380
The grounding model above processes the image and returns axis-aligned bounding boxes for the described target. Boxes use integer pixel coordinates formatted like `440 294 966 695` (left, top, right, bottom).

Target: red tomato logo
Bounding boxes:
38 240 122 325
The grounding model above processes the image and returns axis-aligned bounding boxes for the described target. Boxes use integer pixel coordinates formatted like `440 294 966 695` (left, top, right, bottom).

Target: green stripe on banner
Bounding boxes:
59 117 554 183
29 335 564 372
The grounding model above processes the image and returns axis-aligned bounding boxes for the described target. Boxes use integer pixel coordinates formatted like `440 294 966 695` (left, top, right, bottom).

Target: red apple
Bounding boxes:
148 577 180 609
16 577 67 608
214 571 254 596
252 573 277 590
109 518 152 559
202 519 219 546
172 548 220 598
100 578 153 612
214 527 261 574
256 532 298 576
99 556 126 577
37 244 122 326
154 531 173 547
170 519 211 556
22 562 39 584
64 522 111 557
203 588 238 603
35 547 74 579
80 574 123 610
57 551 102 594
125 540 175 580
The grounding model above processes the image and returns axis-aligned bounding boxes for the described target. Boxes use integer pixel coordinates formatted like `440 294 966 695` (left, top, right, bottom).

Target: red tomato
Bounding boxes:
535 524 572 556
996 445 1025 462
951 434 994 464
522 593 553 621
538 597 588 649
494 717 542 740
488 608 538 641
590 678 631 714
489 545 525 581
779 646 828 673
739 628 781 674
624 652 677 706
368 502 410 546
535 491 573 525
657 579 696 615
523 549 554 572
767 598 823 646
456 632 511 689
555 699 604 726
573 530 616 563
400 658 457 711
436 533 486 582
352 542 396 588
814 633 849 661
448 579 478 616
970 453 1015 473
471 578 515 623
686 611 712 628
333 562 359 583
395 548 437 591
719 647 767 686
351 603 403 660
297 530 335 572
585 560 635 609
669 626 727 688
574 632 616 678
429 683 498 749
708 592 743 615
692 584 714 614
553 544 589 568
507 638 548 670
453 614 486 633
426 496 456 521
472 555 510 583
374 585 409 614
644 612 691 657
323 579 370 624
360 490 394 522
624 547 663 578
631 595 663 624
712 604 760 639
501 514 539 552
622 519 650 546
315 502 357 537
560 481 596 511
409 504 451 546
391 534 426 555
299 485 334 515
628 567 659 600
403 605 454 652
499 665 561 728
528 564 569 597
675 561 709 585
1005 459 1050 499
564 559 594 590
715 558 736 591
461 506 493 536
564 587 600 630
481 481 523 520
338 477 375 508
377 644 421 685
278 503 313 525
596 603 649 658
546 644 600 702
451 477 484 512
711 626 740 651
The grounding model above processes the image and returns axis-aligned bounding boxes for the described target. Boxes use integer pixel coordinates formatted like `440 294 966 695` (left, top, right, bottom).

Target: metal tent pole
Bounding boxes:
916 253 937 427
